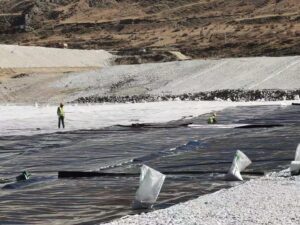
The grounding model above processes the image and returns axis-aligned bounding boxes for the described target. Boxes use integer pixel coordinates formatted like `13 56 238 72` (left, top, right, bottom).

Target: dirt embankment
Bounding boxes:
1 51 299 104
0 0 299 63
0 44 113 80
0 44 113 103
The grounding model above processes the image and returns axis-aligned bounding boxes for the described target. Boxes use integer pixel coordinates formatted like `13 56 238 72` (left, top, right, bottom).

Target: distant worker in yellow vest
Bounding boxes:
207 113 217 124
57 103 65 128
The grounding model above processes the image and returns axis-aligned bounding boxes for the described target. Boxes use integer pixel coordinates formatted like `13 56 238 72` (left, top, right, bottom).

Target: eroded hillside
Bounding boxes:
0 0 299 61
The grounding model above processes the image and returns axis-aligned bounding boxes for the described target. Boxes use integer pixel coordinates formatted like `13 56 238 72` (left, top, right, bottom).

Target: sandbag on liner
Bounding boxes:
294 143 300 161
290 144 300 175
132 165 166 209
226 150 252 181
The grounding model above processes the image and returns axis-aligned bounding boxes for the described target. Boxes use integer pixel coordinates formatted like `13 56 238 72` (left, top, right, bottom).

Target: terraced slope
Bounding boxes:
0 0 299 60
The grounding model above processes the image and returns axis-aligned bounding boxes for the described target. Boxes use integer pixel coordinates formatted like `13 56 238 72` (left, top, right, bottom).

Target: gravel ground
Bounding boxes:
74 89 300 103
103 173 300 225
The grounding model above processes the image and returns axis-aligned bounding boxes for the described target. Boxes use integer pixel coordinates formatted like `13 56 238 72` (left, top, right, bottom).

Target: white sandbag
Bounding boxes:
290 161 300 175
294 144 300 161
226 162 243 181
226 150 252 181
290 144 300 175
132 165 166 209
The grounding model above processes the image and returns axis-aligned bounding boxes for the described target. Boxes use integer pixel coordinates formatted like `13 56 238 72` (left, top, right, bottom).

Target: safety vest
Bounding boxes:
58 107 65 117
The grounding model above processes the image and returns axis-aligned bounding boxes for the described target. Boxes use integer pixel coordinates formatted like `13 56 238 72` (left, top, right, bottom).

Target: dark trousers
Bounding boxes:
58 116 65 128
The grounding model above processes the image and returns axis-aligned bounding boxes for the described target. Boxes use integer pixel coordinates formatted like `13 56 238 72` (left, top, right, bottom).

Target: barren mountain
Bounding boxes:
0 0 299 62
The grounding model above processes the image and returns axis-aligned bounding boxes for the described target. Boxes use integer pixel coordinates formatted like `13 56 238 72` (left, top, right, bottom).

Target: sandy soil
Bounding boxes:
0 45 113 68
0 45 115 102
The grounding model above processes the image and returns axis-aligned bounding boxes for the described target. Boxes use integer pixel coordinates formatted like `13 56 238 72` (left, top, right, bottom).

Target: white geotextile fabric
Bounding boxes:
0 101 293 137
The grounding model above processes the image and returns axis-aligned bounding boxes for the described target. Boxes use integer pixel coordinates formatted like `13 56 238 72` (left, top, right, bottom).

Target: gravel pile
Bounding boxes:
74 89 300 103
103 174 300 225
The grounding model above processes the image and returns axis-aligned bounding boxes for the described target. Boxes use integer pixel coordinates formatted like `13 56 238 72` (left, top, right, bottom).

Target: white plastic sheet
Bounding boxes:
226 150 252 181
132 165 166 209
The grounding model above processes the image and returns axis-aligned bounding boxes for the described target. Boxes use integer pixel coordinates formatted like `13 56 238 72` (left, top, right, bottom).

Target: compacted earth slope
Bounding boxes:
1 51 299 103
0 0 299 61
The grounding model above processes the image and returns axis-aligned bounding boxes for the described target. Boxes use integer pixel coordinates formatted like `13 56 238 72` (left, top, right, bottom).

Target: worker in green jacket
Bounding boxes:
16 171 31 181
207 113 217 124
57 103 65 128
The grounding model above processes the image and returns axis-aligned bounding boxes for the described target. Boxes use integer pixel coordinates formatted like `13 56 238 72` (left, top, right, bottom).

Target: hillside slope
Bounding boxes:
1 53 299 103
0 0 299 61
